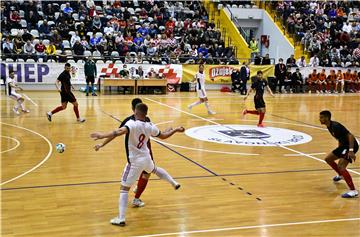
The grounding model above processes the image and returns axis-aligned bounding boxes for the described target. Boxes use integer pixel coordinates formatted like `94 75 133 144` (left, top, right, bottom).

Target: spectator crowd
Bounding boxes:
1 0 237 64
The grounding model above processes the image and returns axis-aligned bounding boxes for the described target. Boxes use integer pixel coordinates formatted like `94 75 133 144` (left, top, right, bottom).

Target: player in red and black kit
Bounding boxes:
95 98 153 207
46 63 85 122
320 110 359 198
243 70 274 127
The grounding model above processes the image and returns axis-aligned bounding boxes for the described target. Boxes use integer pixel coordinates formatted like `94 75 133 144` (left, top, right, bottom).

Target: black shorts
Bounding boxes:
254 96 265 109
332 141 359 162
86 75 95 84
60 91 77 103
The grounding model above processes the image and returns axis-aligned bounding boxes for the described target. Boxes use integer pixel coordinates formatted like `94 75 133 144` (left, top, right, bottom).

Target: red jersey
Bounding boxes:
318 73 326 81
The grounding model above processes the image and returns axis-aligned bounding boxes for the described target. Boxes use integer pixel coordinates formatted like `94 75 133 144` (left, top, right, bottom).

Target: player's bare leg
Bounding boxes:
70 101 85 122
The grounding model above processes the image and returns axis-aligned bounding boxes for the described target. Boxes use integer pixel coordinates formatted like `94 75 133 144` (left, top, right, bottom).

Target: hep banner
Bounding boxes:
182 64 275 84
1 62 183 84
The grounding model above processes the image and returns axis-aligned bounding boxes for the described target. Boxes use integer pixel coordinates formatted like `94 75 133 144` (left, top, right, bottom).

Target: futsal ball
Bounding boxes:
56 143 66 153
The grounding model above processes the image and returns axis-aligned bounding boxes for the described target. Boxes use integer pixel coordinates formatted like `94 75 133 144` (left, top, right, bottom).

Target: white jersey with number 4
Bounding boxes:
195 72 207 98
124 119 160 161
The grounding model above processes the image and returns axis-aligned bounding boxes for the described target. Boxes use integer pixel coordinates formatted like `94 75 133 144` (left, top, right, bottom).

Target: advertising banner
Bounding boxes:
1 62 183 84
182 64 275 84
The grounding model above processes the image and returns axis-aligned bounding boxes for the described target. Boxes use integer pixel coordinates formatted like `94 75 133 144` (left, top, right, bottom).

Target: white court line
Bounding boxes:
22 93 38 106
189 118 224 122
131 217 360 237
1 122 53 186
0 135 21 154
144 98 360 176
155 120 174 126
284 152 326 157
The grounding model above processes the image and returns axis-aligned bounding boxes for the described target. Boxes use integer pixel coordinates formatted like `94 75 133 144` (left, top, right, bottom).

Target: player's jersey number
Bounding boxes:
137 134 146 149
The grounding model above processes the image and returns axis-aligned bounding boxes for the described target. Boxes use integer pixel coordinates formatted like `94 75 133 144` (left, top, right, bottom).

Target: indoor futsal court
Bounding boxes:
1 91 359 237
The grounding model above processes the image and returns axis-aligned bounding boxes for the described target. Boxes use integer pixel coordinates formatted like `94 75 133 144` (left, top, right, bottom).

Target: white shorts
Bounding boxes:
121 156 155 187
197 88 207 98
8 92 22 100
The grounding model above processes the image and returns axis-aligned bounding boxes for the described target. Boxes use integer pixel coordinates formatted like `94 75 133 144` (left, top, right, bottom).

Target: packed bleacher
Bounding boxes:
272 0 360 67
1 0 238 64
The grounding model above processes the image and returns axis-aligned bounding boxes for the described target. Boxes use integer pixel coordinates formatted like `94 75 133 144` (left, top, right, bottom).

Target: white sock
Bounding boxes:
204 101 211 111
189 101 202 108
119 190 128 220
14 103 19 110
154 167 177 187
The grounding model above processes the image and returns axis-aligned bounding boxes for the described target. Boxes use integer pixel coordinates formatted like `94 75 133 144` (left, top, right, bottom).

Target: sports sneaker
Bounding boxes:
21 109 30 113
187 105 192 112
110 217 126 226
208 110 216 115
13 107 20 115
174 183 181 190
333 175 343 182
77 118 86 123
132 198 145 207
46 112 52 122
341 190 359 198
257 123 265 128
92 93 97 96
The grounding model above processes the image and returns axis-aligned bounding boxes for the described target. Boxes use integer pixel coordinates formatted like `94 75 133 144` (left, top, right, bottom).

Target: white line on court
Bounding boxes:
0 122 53 186
284 152 326 157
22 93 38 106
144 98 360 176
0 135 21 154
131 217 360 237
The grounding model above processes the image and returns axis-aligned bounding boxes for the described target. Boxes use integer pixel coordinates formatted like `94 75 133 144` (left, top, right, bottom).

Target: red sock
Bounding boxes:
51 106 64 114
340 169 355 190
73 105 80 119
259 112 265 124
327 161 341 175
247 110 259 115
135 172 149 199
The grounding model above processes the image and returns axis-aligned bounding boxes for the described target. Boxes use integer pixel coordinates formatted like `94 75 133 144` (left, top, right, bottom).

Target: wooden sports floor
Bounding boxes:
1 91 359 237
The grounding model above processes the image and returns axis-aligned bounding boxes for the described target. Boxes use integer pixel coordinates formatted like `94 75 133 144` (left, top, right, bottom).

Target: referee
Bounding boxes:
84 56 97 96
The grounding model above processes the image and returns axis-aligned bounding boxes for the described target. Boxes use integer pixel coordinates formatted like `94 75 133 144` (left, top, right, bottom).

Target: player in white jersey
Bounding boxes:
5 70 30 115
91 103 185 227
187 64 216 115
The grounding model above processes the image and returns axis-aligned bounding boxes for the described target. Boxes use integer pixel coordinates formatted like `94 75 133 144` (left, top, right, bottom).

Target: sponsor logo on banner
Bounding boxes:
182 64 275 84
185 125 312 147
1 63 50 82
209 66 235 78
100 63 182 84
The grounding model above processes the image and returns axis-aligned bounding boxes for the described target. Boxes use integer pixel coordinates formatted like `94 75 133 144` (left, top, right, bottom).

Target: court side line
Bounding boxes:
144 98 360 176
0 135 20 154
131 217 360 237
0 122 53 186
